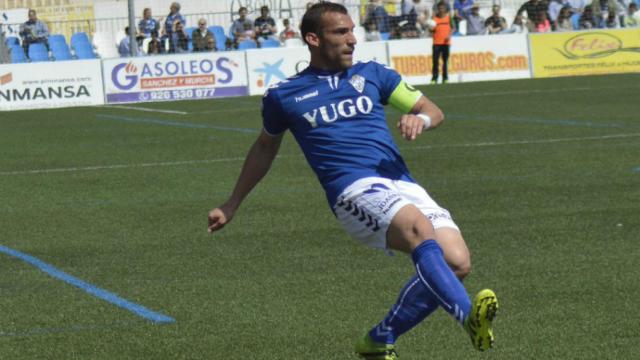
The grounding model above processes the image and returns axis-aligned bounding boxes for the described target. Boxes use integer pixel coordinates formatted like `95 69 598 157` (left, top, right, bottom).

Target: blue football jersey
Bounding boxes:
262 61 415 207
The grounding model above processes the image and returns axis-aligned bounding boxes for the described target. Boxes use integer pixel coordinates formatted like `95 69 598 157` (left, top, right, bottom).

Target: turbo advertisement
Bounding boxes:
102 52 248 104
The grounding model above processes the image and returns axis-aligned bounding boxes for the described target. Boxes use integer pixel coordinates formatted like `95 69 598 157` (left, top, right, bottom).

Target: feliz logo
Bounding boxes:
112 62 139 90
556 33 640 60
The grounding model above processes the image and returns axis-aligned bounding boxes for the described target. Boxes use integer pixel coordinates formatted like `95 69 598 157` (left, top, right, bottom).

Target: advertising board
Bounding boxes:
102 51 248 104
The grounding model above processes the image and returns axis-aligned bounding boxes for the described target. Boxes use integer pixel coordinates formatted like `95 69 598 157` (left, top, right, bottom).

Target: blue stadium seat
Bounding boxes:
185 27 197 39
74 42 96 59
10 47 27 63
380 32 390 41
48 34 67 47
260 39 281 48
571 13 581 30
5 36 20 46
237 39 257 50
70 32 91 49
28 43 49 62
188 39 194 51
51 42 73 61
209 25 227 51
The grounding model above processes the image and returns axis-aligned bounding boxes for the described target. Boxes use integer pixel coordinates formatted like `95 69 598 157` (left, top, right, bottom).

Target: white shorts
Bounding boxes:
333 177 459 249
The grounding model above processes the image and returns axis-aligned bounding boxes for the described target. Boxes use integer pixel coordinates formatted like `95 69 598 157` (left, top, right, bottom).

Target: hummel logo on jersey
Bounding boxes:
295 90 318 103
302 95 374 128
349 75 365 93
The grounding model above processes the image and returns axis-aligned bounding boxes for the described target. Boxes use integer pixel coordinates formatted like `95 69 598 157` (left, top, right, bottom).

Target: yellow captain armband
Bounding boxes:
388 80 423 114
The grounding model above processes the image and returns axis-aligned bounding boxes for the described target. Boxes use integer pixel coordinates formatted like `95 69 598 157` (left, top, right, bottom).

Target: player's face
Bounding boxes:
317 12 357 71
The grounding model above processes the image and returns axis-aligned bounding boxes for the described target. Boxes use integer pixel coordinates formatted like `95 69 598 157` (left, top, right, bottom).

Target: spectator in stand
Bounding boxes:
591 0 623 25
279 18 301 42
398 20 420 38
555 6 574 30
416 7 432 35
205 37 216 51
431 1 452 84
567 0 588 14
579 5 598 28
254 6 278 44
625 3 639 26
192 18 215 52
518 0 550 31
465 4 486 35
170 20 189 53
603 8 621 26
147 31 165 54
364 0 390 33
138 8 159 38
536 10 553 31
20 9 49 56
548 0 566 23
454 0 475 28
118 26 132 57
402 0 428 31
365 21 382 41
231 7 255 46
164 2 186 53
485 5 508 34
507 13 529 32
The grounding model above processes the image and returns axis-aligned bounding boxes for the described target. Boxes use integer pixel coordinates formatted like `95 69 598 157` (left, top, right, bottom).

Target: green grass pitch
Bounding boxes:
1 73 639 359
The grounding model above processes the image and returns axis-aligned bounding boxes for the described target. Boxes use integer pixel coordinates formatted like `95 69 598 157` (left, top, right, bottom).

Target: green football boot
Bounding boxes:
355 333 399 359
464 289 499 351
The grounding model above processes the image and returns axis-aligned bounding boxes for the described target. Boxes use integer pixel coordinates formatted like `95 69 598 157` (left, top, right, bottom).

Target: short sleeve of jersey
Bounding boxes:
374 62 403 104
262 88 288 136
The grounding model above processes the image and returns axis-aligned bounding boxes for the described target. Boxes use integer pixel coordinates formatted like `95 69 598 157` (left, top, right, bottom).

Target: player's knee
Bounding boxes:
448 248 471 280
387 206 435 253
453 258 471 280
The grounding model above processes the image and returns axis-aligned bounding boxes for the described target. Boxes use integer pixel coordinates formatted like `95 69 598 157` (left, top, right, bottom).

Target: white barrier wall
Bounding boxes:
0 34 538 111
0 59 104 111
387 34 531 84
102 51 249 104
245 41 388 96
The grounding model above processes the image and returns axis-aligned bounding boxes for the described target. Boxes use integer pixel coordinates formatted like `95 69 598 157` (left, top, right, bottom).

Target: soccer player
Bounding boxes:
207 2 498 359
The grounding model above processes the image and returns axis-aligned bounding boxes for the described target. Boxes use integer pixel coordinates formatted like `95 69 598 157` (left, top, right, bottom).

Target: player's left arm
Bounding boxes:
389 80 444 141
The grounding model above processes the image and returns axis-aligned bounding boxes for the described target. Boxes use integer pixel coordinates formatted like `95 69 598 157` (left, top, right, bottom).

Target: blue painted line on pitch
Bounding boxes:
0 244 175 324
96 114 258 133
447 114 627 129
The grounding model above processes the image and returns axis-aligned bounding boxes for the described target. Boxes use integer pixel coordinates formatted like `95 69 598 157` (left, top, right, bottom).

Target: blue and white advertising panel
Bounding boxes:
102 51 248 104
0 59 104 111
245 41 388 96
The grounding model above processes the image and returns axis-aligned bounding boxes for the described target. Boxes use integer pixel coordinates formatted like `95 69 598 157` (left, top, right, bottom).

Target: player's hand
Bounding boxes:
397 114 425 141
207 204 235 234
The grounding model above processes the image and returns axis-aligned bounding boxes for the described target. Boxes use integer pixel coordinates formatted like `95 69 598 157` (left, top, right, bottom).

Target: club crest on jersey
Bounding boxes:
349 75 366 93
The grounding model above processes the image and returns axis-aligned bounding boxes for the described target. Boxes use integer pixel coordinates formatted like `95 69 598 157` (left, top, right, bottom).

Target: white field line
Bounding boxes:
2 132 639 176
102 105 188 115
106 85 634 115
403 132 640 150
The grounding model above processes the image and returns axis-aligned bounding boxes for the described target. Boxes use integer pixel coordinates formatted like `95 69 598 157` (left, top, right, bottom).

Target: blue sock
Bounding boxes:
369 275 439 344
412 240 471 325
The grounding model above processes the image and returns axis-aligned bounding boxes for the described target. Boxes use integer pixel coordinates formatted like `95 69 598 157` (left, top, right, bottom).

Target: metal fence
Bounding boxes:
0 2 364 43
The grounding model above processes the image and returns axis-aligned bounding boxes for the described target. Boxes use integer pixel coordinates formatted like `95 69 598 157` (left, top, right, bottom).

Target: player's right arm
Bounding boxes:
208 130 283 233
208 86 289 234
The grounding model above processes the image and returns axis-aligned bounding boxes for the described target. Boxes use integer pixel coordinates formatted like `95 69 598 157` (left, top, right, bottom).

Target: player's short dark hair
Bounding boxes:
300 2 349 45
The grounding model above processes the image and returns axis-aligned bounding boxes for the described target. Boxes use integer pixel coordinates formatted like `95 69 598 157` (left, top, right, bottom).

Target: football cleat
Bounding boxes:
355 333 399 359
464 289 499 351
